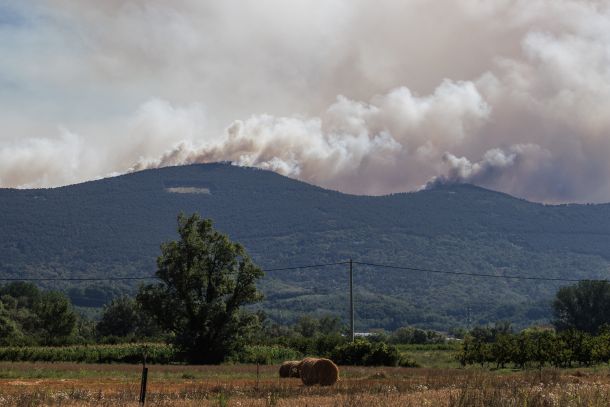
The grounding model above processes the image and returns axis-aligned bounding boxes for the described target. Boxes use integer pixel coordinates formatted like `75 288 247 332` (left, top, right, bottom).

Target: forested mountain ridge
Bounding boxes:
1 163 610 330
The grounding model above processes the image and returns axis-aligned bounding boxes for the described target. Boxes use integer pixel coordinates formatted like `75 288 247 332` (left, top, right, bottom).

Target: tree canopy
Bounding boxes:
137 213 264 363
552 280 610 334
0 282 78 345
96 296 160 340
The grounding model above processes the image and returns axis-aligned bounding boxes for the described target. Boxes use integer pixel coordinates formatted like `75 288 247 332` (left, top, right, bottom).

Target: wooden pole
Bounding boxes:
139 347 148 405
350 259 354 342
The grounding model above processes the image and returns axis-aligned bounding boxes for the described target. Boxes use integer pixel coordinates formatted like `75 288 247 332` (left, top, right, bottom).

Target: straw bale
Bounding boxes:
279 360 300 378
299 357 339 386
315 358 339 386
299 357 320 386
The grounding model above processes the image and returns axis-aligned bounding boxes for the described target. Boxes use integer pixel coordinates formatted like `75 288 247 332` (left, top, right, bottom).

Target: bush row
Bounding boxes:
331 339 416 367
231 345 301 365
0 343 296 365
0 340 405 367
457 328 610 369
0 343 175 364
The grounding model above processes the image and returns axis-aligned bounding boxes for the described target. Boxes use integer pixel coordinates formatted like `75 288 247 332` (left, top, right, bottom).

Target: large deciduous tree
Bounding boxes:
137 213 264 364
553 280 610 334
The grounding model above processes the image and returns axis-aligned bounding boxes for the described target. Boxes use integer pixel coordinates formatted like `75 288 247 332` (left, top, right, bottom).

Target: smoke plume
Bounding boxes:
1 0 610 202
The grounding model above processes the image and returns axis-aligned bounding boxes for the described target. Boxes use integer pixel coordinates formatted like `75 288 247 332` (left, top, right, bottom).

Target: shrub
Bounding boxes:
233 345 301 365
331 339 400 366
331 340 372 365
398 355 420 367
365 342 400 366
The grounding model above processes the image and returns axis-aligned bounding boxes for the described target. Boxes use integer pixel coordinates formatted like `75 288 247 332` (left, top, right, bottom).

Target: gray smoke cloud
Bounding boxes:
1 0 610 202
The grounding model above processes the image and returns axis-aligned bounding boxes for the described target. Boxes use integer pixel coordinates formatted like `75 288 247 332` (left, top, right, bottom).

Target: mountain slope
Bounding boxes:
1 163 610 330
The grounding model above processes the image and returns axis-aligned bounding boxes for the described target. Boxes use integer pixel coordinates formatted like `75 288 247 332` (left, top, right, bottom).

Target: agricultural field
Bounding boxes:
397 344 461 368
1 362 610 406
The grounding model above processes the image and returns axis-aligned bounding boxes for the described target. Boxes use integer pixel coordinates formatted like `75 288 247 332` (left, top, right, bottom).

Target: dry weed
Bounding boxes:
0 363 609 406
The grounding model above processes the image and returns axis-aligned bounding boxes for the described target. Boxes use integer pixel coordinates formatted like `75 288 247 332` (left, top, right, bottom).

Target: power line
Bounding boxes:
0 261 349 282
0 259 602 283
263 261 349 272
0 276 156 282
352 261 592 283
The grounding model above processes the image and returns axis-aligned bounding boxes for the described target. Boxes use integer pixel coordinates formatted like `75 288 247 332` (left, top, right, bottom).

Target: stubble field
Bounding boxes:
1 362 610 406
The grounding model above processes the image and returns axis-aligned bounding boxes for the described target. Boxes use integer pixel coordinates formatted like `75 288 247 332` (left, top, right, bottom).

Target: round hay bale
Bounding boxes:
314 358 339 386
288 361 301 378
279 360 301 378
299 357 320 386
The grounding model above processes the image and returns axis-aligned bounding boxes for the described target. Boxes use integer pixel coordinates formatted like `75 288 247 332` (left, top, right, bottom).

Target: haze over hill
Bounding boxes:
1 163 610 330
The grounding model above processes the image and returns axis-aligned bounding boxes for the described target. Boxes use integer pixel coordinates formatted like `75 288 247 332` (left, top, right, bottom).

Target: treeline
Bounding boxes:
27 213 610 368
0 283 91 346
0 281 432 366
457 280 610 370
0 283 163 347
457 325 610 369
7 163 610 330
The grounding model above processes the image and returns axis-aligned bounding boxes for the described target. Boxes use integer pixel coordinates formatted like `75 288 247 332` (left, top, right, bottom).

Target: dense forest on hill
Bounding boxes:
1 163 610 330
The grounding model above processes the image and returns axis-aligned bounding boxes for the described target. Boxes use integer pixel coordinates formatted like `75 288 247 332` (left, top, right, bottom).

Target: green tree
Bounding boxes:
391 327 427 344
524 329 556 370
318 315 342 336
0 282 40 309
553 280 610 334
0 283 78 346
592 325 610 364
490 334 515 369
34 291 77 345
0 302 24 346
96 296 160 340
97 296 138 338
296 316 319 338
137 214 264 364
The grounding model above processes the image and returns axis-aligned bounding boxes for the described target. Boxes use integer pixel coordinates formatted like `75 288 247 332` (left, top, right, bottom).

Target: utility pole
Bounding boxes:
349 258 354 342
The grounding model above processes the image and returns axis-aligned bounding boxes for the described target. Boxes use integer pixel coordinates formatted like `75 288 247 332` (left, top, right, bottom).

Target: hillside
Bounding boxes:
2 163 610 330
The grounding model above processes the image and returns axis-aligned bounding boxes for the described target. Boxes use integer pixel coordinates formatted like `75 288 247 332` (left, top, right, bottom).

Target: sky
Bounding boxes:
1 0 610 203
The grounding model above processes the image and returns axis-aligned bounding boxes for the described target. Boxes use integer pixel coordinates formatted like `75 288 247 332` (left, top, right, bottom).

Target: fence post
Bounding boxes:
139 346 148 405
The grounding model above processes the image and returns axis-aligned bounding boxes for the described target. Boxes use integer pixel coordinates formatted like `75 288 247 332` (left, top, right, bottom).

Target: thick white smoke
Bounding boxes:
0 99 207 188
2 0 610 202
132 80 490 195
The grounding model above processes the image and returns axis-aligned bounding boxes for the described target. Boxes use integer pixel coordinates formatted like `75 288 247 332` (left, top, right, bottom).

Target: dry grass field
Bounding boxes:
0 362 610 406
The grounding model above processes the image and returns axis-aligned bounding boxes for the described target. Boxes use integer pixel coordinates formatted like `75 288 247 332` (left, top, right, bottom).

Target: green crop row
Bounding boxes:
0 343 303 365
0 343 175 364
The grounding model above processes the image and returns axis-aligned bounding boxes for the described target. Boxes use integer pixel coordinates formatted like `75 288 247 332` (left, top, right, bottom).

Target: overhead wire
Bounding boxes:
352 261 589 282
0 261 349 282
0 259 601 283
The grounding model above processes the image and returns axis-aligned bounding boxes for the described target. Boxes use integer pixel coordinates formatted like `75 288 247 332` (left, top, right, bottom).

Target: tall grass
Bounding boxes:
0 366 609 406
